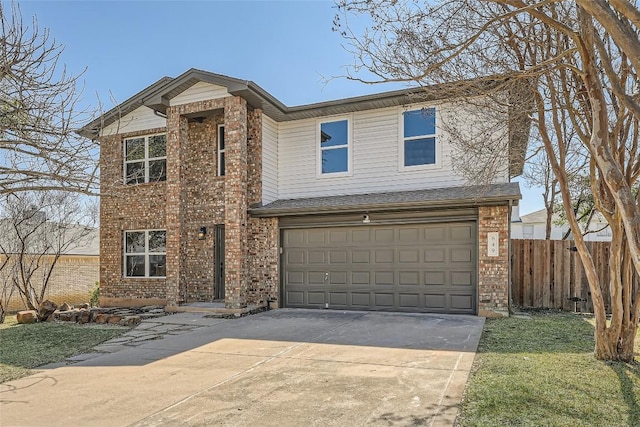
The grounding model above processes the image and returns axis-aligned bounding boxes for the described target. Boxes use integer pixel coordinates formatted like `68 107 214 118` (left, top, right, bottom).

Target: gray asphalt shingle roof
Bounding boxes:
250 182 521 217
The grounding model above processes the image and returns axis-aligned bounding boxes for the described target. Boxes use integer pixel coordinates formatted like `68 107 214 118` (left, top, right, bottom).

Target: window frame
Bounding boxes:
217 124 226 177
398 106 440 171
123 133 167 184
123 229 167 278
316 116 352 177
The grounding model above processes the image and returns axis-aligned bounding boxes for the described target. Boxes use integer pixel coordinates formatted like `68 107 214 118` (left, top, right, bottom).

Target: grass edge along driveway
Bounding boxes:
457 311 640 427
0 315 127 383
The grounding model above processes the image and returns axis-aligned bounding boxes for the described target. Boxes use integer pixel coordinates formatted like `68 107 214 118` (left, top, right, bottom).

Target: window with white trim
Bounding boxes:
124 134 167 184
218 125 225 176
319 118 349 174
402 108 437 167
124 230 166 278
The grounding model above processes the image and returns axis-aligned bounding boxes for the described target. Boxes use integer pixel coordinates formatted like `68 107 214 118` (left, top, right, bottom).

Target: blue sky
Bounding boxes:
18 0 542 214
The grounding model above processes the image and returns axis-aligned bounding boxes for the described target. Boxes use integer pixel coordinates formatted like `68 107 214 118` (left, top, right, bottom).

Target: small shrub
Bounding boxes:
89 281 100 307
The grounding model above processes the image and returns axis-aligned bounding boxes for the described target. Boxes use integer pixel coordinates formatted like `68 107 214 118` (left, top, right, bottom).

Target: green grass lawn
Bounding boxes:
0 315 127 383
457 312 640 427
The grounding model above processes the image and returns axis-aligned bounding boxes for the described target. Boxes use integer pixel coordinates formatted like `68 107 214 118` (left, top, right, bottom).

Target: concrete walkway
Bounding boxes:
0 309 484 427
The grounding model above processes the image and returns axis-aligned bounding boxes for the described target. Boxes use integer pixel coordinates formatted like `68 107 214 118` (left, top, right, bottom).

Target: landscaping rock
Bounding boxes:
79 303 90 310
17 310 37 324
107 315 123 324
94 313 110 324
119 316 142 327
37 300 57 321
58 311 78 322
59 302 71 311
46 310 60 322
77 309 91 324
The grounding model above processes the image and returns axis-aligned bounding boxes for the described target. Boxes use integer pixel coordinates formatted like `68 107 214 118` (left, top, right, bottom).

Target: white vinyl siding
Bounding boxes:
101 106 166 136
169 81 230 106
262 115 278 204
277 103 507 199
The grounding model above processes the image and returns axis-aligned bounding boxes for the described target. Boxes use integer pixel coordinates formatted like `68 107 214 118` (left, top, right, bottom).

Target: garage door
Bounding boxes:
282 222 477 314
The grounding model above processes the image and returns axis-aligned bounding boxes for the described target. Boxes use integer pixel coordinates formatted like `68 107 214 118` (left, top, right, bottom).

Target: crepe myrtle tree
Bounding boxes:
0 191 97 322
0 2 98 195
335 0 640 361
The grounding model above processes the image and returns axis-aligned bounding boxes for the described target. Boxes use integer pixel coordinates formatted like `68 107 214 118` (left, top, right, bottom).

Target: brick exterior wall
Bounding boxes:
100 127 168 304
100 95 279 309
4 255 99 311
477 205 511 317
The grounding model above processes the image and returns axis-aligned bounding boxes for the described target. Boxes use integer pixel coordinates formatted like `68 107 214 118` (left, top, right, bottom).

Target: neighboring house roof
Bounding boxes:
250 182 521 217
518 208 608 225
80 69 530 177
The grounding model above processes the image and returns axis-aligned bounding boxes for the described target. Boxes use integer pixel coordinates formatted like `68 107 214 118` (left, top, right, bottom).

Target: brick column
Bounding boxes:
478 205 510 317
224 97 248 309
165 109 188 305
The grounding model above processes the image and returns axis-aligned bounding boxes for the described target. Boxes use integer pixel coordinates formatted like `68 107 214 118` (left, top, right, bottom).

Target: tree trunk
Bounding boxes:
594 324 637 362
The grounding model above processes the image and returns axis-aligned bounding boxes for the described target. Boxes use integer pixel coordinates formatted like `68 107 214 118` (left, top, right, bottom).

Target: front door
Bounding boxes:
215 225 225 301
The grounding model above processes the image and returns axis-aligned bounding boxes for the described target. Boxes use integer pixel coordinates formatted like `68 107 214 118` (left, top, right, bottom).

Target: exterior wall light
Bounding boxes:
198 227 207 240
362 214 371 224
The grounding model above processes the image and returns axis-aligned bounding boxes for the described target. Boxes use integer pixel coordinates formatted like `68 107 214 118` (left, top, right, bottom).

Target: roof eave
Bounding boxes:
249 194 520 218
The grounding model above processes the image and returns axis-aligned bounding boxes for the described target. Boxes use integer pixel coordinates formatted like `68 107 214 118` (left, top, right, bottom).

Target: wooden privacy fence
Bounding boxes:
511 239 639 313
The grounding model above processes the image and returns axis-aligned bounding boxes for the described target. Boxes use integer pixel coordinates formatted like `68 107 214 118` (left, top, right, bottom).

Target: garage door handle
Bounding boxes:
324 272 329 281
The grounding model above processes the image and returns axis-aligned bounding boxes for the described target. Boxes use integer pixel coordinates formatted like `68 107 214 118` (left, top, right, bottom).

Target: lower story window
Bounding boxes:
124 230 166 277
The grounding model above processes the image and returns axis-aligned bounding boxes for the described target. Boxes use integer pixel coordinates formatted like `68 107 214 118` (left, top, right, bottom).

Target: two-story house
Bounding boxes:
82 69 523 317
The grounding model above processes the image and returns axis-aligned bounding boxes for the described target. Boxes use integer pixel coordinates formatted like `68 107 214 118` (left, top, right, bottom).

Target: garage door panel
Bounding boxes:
308 271 326 284
450 224 474 242
399 293 420 308
399 271 420 285
374 293 394 307
424 294 446 309
399 249 420 263
451 271 474 286
330 230 348 243
451 294 474 310
425 249 446 262
308 292 325 305
287 291 304 305
451 247 472 263
308 230 326 244
287 251 305 264
399 228 420 242
375 228 395 243
352 229 370 242
375 250 394 263
425 271 445 285
287 271 305 285
308 251 325 264
352 271 371 285
283 221 476 314
375 271 394 285
352 250 370 263
329 250 347 264
329 271 347 285
329 292 348 306
286 230 305 245
424 226 446 242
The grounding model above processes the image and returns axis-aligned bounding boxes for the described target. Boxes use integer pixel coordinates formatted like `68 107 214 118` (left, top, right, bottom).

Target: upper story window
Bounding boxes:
401 108 437 168
124 134 167 184
319 118 350 175
124 230 166 278
218 125 225 176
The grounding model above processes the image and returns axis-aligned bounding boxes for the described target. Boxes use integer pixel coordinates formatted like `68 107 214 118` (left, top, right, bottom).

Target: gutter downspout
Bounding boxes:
508 200 513 316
